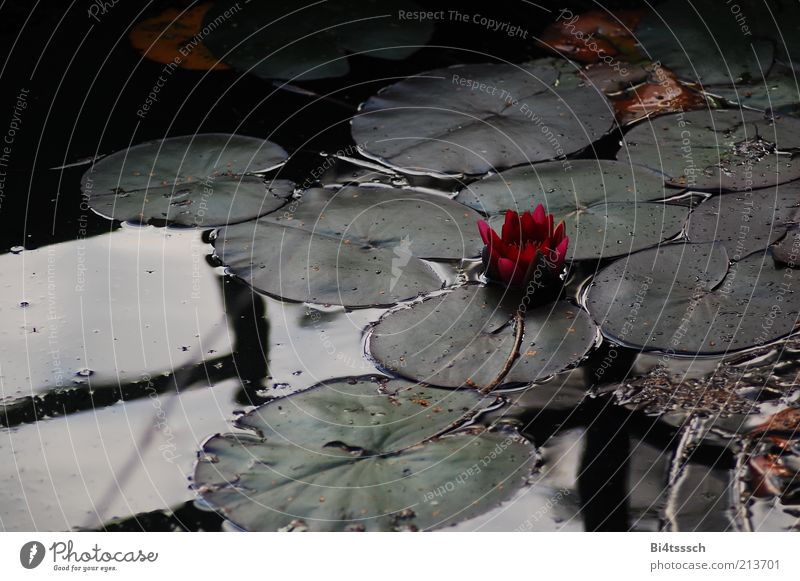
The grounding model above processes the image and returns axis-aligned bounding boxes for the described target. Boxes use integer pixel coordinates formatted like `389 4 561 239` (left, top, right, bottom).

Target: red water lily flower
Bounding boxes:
477 205 569 288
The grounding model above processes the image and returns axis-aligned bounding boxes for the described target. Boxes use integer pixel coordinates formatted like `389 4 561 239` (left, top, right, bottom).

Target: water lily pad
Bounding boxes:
772 226 800 267
687 184 800 259
706 65 800 114
82 134 294 227
194 378 534 531
585 242 800 355
215 186 483 307
635 0 774 86
617 109 800 191
203 0 433 81
455 160 687 260
369 285 598 389
351 61 615 176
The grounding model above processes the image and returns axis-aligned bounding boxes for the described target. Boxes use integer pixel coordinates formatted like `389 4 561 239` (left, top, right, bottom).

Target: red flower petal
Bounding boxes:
485 242 504 272
502 209 522 245
531 204 548 240
554 237 569 271
552 221 566 244
521 211 536 243
477 219 493 246
519 241 538 264
480 220 507 254
496 257 518 285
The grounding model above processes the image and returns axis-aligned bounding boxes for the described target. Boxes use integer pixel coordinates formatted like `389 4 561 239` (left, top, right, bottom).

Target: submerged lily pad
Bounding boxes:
194 378 534 531
82 134 294 227
369 285 598 389
215 186 482 307
585 242 800 355
617 109 800 191
635 0 774 86
455 160 687 260
203 0 433 81
351 61 615 176
687 183 800 259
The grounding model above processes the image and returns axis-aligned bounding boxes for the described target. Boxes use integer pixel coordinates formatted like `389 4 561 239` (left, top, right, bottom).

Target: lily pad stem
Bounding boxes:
481 309 524 394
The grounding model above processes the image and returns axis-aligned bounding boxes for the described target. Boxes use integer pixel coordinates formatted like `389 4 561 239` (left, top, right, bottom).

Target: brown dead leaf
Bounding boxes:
130 3 228 71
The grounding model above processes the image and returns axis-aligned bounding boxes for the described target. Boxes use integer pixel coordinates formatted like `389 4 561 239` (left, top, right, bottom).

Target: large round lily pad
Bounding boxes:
369 285 598 389
635 0 774 86
203 0 433 81
585 242 800 355
455 160 688 260
687 183 800 259
82 134 294 227
617 109 800 191
351 61 615 176
194 378 535 531
214 186 483 307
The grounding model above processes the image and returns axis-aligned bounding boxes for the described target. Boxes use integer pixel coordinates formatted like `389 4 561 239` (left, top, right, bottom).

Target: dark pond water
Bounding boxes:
0 0 799 532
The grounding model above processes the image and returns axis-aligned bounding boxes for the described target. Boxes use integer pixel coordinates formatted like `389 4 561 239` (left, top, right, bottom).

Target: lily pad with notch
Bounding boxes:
585 242 800 355
203 0 433 81
194 378 535 531
687 183 800 260
617 109 800 191
81 134 294 227
214 186 483 307
455 160 688 260
369 285 598 389
351 60 615 177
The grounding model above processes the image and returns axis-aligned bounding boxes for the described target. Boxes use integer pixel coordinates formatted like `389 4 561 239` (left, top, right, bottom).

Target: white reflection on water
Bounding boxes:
0 225 230 399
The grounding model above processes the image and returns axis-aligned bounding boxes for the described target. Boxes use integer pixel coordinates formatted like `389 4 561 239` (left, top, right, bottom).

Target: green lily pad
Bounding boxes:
369 285 598 389
455 160 688 260
636 0 774 86
351 61 615 176
585 242 800 355
706 65 800 114
617 109 800 191
203 0 433 81
82 134 293 227
687 184 800 259
772 226 800 267
194 378 535 531
214 186 483 307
